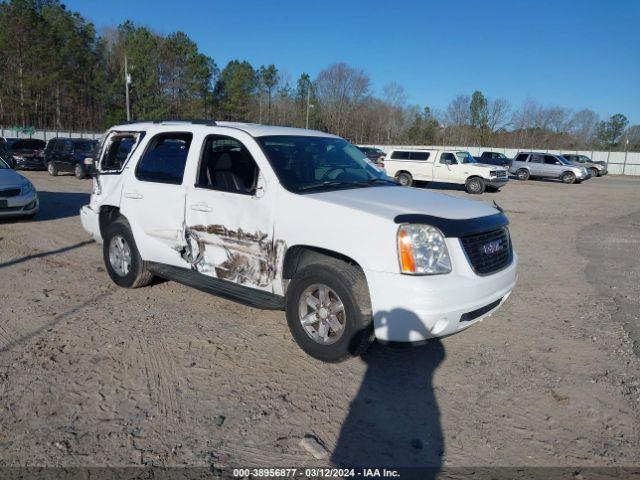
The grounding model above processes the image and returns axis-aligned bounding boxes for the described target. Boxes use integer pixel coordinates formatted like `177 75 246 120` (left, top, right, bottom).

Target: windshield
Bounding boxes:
558 156 573 166
257 135 394 193
455 151 477 164
74 141 97 153
579 156 591 163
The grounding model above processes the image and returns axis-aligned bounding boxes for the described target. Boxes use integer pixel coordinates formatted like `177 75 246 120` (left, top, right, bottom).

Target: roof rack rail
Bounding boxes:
122 119 217 126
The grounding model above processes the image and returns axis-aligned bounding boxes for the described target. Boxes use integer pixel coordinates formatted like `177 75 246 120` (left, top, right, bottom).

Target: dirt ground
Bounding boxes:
0 171 639 471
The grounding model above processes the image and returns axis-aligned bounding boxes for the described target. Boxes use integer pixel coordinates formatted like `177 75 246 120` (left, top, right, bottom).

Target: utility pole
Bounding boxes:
305 79 311 129
125 54 132 121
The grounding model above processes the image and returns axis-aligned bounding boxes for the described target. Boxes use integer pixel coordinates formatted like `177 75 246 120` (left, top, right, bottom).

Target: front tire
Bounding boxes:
74 163 87 179
516 168 530 181
465 176 485 194
47 162 58 176
561 171 576 184
591 167 599 177
285 258 373 362
103 219 154 288
396 172 413 187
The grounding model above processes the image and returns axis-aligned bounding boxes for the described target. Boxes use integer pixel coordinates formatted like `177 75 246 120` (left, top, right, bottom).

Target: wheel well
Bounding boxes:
99 205 123 237
466 175 484 182
282 246 362 280
394 170 412 177
562 170 575 176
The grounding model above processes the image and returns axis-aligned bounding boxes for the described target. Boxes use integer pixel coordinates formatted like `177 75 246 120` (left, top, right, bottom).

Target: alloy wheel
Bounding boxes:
108 234 132 277
298 283 346 345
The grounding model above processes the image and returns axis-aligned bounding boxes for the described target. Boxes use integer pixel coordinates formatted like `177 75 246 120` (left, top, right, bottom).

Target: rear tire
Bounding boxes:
285 258 373 362
47 162 58 176
396 172 413 187
465 176 485 194
516 168 530 181
561 171 576 184
103 219 154 288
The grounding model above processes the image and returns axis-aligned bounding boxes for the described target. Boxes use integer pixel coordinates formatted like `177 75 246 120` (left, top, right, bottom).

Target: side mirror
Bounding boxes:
555 161 562 165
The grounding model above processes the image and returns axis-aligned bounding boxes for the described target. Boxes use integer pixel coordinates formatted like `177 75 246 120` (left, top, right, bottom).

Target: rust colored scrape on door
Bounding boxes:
184 224 286 288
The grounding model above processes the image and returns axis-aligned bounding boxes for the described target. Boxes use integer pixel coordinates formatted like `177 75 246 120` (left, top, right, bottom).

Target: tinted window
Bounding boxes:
409 151 430 161
197 136 259 194
73 140 97 153
543 155 559 165
136 133 192 184
530 154 543 163
63 141 74 153
515 153 529 162
391 150 410 160
54 140 65 152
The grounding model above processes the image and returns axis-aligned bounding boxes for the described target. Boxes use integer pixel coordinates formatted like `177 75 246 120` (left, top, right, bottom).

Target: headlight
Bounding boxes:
21 182 35 195
490 171 498 177
397 224 451 275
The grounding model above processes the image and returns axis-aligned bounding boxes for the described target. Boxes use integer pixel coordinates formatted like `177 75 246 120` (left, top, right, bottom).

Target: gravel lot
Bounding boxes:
0 171 639 471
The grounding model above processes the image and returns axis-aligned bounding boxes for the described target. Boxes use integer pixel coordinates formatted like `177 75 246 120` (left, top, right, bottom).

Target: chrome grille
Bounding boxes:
460 227 513 275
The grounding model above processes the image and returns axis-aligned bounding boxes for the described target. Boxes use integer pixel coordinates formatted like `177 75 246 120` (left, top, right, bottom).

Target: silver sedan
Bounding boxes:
0 157 39 218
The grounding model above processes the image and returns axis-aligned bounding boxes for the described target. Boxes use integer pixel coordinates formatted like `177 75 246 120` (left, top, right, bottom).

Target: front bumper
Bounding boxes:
15 157 45 170
366 238 518 342
80 204 102 243
0 191 39 217
485 177 508 188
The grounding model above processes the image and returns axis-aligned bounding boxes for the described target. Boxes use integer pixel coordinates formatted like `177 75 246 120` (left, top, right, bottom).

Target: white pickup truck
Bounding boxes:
80 122 517 362
384 149 509 194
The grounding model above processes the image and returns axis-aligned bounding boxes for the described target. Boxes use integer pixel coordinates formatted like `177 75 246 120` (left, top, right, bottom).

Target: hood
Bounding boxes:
473 163 503 169
308 186 499 222
0 168 28 188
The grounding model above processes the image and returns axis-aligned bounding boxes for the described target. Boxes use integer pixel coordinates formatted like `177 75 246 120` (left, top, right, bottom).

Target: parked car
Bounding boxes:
356 146 386 164
562 154 607 177
473 151 512 167
383 148 509 193
80 120 517 362
0 156 39 218
0 138 14 168
5 138 46 170
44 138 99 179
509 152 590 184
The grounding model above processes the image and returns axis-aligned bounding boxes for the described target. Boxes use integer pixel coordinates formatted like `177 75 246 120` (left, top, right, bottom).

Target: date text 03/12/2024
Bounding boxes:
232 468 401 478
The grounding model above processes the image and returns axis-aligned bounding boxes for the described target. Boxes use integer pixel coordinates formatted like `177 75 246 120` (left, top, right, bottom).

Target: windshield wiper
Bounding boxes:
352 178 399 187
297 181 360 192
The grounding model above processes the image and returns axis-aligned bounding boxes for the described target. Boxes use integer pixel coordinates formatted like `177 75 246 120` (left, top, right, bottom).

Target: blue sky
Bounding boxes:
64 0 640 123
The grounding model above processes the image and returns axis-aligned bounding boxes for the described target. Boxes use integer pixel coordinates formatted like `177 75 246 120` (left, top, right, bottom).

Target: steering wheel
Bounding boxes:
319 167 346 181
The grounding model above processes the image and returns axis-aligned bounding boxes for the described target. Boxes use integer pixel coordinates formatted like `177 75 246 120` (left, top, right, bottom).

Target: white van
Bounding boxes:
384 149 509 194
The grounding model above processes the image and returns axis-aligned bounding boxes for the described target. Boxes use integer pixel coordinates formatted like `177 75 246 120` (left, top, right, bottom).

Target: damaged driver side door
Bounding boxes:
183 133 281 293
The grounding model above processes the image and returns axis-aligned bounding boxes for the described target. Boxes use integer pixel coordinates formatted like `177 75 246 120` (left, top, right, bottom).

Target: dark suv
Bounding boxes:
44 138 99 179
356 146 386 164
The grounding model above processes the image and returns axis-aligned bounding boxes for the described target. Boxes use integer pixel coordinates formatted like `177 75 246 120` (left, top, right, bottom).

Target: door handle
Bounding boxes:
124 192 143 200
190 203 212 212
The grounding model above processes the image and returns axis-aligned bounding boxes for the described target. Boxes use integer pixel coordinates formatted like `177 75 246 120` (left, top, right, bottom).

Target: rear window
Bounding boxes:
390 151 410 160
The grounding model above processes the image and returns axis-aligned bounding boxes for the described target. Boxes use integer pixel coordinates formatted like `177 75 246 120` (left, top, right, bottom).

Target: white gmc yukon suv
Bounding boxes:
80 121 517 362
384 149 509 194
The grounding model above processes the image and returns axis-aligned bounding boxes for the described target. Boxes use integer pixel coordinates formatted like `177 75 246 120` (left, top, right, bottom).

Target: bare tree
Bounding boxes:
314 62 370 137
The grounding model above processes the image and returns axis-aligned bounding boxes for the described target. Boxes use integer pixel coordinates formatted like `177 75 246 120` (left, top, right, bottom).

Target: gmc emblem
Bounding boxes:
483 240 503 255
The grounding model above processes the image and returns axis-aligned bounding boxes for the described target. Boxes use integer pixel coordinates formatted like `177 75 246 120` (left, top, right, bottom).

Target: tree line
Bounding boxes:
1 0 638 151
